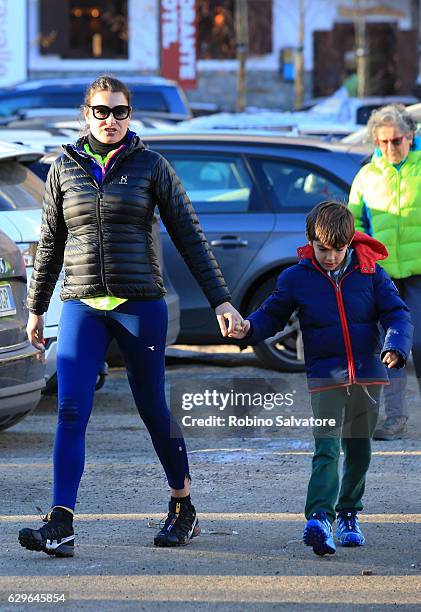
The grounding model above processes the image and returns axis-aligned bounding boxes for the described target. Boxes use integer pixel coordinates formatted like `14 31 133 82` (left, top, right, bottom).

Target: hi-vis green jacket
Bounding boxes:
348 137 421 279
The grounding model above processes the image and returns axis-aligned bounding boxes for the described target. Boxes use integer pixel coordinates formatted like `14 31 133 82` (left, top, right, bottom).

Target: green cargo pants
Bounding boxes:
305 384 380 524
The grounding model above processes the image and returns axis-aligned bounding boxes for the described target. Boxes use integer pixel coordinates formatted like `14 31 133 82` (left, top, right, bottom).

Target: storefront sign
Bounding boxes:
160 0 197 89
0 0 27 87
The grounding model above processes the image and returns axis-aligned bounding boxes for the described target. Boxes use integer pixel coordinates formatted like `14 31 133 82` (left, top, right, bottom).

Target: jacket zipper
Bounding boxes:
313 263 357 385
336 273 356 384
395 167 401 276
92 152 131 291
97 190 107 290
101 147 131 185
63 145 138 293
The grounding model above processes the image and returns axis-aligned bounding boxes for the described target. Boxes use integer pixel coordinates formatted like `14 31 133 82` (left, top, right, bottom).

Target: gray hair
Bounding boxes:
367 104 417 142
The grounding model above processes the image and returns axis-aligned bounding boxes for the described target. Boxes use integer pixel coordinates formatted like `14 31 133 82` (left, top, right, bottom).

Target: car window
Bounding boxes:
131 91 169 112
0 94 83 116
0 162 43 210
355 105 385 125
250 158 348 211
164 154 255 213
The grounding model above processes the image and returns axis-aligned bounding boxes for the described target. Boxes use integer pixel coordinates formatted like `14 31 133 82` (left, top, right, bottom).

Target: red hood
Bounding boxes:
297 231 388 274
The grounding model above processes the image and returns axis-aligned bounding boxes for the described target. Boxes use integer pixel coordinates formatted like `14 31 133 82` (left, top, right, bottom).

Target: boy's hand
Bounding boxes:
228 319 251 339
382 350 400 368
215 302 245 337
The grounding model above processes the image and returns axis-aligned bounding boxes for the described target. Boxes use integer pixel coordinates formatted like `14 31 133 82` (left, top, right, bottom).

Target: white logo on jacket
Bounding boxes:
119 175 128 184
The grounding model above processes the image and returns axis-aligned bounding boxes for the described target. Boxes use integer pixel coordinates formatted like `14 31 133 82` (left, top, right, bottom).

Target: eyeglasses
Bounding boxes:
377 136 405 147
89 105 131 120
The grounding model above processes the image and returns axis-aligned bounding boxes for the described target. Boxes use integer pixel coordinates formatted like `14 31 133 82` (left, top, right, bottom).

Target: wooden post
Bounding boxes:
352 0 368 97
294 0 305 110
235 0 248 112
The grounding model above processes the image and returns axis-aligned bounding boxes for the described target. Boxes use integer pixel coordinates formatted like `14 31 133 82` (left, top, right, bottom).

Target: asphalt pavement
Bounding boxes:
0 346 420 611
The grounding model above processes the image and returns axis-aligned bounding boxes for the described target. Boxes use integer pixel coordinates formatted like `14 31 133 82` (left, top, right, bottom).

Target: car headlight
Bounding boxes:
17 242 38 267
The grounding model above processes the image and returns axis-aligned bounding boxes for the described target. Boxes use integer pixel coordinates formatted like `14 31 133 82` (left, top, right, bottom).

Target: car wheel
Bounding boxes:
42 372 59 396
42 364 108 395
0 410 32 431
95 371 107 391
247 276 305 373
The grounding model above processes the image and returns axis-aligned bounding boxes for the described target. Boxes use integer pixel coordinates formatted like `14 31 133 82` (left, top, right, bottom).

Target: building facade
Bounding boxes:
8 0 420 111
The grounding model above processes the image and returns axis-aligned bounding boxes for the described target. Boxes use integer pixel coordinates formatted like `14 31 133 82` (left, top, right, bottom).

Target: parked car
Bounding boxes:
0 141 67 392
0 118 174 154
298 95 418 125
0 228 45 431
0 76 192 124
174 94 419 140
343 101 421 145
31 132 368 372
145 132 368 371
0 141 111 393
175 110 358 139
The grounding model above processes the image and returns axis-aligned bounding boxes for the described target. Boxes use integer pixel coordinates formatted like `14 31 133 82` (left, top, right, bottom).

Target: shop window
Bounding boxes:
198 0 272 60
39 0 128 59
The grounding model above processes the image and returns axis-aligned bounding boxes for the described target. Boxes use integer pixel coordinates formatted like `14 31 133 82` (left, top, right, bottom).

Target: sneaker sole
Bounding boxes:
303 524 336 556
18 529 74 557
373 427 407 441
154 518 200 547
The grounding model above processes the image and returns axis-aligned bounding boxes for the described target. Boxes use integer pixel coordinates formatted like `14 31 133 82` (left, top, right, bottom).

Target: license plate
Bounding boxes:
0 284 16 317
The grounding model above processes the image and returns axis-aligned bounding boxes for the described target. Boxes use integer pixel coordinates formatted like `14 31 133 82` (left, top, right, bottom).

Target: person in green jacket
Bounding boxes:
348 104 420 440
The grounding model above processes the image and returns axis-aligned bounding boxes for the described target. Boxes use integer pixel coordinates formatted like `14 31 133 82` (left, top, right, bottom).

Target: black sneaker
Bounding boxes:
18 508 74 557
154 499 200 547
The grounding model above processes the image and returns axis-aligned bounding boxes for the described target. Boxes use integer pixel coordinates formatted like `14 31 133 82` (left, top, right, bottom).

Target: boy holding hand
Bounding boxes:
232 201 412 556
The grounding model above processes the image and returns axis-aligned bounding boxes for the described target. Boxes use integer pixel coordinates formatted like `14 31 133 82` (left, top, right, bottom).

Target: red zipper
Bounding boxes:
336 273 356 383
313 262 358 385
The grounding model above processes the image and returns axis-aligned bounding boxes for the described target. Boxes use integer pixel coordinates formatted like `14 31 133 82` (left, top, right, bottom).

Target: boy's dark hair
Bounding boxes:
306 201 355 248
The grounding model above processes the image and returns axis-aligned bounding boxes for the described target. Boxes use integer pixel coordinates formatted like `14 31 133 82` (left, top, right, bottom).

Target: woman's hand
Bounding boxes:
27 313 46 352
382 350 400 368
215 302 246 337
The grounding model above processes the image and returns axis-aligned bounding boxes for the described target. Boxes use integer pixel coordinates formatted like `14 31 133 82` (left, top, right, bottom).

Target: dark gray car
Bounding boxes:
30 133 367 372
142 132 367 372
0 230 45 430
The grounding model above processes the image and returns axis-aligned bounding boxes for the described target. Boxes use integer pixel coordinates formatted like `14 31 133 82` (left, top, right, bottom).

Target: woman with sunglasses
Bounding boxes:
349 104 421 440
19 75 245 557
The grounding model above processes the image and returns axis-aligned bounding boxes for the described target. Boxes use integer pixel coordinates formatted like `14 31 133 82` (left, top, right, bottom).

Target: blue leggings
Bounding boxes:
54 298 189 510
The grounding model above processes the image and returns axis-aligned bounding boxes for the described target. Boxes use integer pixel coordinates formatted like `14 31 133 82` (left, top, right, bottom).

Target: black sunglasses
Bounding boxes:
89 105 131 120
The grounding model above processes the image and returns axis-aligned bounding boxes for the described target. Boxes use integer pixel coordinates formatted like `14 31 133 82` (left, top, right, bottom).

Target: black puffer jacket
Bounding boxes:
28 133 231 315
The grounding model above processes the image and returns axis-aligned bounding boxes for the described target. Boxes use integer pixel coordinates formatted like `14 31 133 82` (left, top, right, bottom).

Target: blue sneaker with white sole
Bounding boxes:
303 510 336 556
336 510 365 546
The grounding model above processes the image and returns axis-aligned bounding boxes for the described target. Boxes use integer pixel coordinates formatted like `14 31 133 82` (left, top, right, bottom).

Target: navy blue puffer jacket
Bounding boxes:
246 232 413 392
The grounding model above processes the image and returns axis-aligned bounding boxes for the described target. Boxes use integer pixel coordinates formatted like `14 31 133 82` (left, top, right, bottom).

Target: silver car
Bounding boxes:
0 229 45 430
